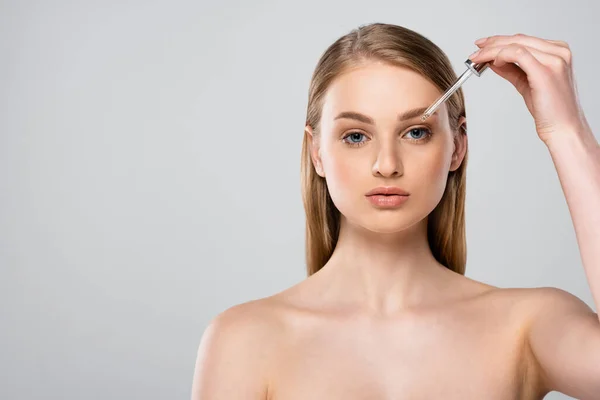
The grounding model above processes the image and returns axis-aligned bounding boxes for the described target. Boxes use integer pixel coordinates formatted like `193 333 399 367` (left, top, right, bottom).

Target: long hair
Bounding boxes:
301 23 468 276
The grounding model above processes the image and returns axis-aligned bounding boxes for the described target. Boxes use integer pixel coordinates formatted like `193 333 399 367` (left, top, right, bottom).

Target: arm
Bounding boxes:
191 303 273 400
526 128 600 398
470 34 600 397
546 129 600 311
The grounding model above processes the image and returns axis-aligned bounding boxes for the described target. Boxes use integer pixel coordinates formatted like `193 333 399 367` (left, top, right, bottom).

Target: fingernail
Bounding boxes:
469 49 480 59
474 37 488 45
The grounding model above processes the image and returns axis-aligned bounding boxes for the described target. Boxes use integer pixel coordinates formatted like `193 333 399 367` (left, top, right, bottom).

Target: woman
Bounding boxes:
192 23 600 399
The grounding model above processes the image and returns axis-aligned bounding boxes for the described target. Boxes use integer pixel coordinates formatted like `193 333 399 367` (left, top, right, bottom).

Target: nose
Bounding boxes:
372 140 403 178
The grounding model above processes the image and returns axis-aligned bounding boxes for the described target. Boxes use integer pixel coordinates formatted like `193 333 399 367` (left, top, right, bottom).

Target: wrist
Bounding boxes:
543 125 598 153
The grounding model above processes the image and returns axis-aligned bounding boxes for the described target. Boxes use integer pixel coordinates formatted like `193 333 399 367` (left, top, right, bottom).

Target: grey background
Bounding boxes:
1 0 598 399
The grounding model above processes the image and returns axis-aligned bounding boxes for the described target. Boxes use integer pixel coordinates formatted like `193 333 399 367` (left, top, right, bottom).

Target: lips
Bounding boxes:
365 186 410 196
366 193 409 207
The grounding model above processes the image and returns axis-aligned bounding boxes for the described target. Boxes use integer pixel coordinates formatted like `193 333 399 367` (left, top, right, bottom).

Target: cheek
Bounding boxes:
421 147 450 179
321 148 367 209
410 146 452 202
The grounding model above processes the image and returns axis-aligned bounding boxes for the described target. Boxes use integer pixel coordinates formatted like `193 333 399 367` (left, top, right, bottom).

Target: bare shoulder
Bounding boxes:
519 286 595 313
483 285 596 318
468 285 597 396
466 284 596 330
191 296 285 400
498 286 599 392
205 296 285 337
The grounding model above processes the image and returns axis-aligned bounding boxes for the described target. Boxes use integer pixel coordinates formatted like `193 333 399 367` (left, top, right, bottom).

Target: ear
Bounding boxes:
305 125 325 177
449 116 467 172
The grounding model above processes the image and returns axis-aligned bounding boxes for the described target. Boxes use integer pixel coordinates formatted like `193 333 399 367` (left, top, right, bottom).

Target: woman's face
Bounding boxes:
308 61 467 233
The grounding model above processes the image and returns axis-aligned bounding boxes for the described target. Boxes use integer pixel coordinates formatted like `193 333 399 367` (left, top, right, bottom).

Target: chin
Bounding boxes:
346 211 425 234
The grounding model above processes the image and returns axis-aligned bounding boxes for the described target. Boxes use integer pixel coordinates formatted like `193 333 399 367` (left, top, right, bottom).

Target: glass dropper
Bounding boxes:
421 59 490 121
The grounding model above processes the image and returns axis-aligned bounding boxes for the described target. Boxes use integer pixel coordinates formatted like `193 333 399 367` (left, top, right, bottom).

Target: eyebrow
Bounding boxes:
334 107 438 124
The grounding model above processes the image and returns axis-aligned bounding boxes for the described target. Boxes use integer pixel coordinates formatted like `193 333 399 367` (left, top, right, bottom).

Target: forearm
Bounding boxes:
545 128 600 316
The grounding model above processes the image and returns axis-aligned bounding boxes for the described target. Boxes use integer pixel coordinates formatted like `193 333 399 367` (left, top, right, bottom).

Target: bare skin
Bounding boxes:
265 273 544 400
194 266 552 399
193 33 600 399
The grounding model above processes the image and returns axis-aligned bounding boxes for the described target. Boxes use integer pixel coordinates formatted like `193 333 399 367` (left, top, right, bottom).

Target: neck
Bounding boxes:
319 215 452 314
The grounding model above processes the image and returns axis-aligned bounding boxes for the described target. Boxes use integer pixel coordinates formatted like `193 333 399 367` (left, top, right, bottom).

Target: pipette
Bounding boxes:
421 59 490 121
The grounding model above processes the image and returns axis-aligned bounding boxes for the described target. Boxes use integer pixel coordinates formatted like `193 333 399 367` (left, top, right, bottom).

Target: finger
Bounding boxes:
488 63 529 96
476 34 572 64
479 34 569 49
471 44 566 75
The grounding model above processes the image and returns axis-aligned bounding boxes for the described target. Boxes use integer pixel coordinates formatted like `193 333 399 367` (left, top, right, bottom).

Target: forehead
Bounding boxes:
322 61 444 120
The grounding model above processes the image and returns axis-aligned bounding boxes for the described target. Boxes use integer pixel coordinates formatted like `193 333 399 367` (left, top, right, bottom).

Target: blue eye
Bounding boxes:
405 127 432 141
342 132 368 147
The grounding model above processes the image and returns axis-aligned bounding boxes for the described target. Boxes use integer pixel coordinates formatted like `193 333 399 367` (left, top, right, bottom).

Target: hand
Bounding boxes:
469 33 590 144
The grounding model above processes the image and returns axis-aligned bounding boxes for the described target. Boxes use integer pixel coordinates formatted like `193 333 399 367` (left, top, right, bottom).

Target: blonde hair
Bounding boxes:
300 22 468 277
